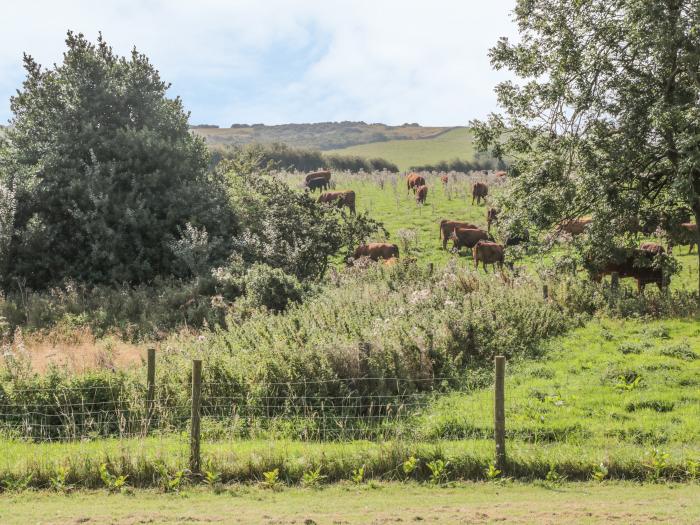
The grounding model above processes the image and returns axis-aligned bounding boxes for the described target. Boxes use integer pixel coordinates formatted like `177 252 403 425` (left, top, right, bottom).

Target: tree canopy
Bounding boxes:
0 31 234 287
472 0 700 290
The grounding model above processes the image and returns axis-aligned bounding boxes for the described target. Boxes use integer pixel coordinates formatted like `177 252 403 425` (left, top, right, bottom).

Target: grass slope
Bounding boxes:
2 483 699 525
192 122 451 151
325 128 476 171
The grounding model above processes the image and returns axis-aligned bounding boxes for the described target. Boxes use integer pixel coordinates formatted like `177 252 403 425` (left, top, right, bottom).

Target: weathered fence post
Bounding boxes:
190 359 202 474
610 271 619 292
542 284 549 300
145 347 156 432
428 262 434 276
494 356 506 473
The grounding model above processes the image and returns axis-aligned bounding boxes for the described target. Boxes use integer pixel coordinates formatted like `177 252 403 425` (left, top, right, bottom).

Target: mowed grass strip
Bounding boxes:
2 483 700 525
325 128 477 171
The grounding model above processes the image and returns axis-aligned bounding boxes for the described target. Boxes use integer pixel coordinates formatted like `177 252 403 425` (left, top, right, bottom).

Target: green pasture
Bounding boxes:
325 128 476 171
300 170 700 292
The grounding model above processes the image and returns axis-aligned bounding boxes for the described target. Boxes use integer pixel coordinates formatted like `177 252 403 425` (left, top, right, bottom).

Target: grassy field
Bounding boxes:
303 170 699 291
325 128 477 171
2 482 699 525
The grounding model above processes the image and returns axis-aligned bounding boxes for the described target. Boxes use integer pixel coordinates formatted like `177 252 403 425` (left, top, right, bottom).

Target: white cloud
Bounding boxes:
0 0 517 126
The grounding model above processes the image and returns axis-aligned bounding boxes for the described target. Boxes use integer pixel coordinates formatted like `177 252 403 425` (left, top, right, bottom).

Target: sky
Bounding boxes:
0 0 518 127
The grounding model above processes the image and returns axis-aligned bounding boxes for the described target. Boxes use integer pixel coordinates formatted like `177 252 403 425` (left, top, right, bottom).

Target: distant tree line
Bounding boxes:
210 143 399 173
409 156 507 173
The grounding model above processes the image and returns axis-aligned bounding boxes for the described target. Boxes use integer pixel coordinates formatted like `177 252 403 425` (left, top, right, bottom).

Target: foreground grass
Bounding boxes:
326 127 476 171
2 482 699 524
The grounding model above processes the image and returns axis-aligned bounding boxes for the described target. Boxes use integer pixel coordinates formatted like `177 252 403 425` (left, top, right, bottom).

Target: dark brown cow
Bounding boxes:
486 207 499 232
416 185 428 205
353 243 399 261
305 176 329 193
473 241 505 272
681 223 697 253
639 242 665 255
305 170 331 184
591 249 666 292
559 217 593 236
472 182 488 205
406 173 426 193
318 190 356 214
440 175 449 186
439 220 479 250
450 227 490 253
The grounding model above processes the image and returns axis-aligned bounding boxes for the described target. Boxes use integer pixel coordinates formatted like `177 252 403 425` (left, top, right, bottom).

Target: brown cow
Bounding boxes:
318 190 356 214
450 227 491 253
473 240 505 272
353 243 399 261
681 223 697 253
639 242 665 255
472 182 488 205
406 173 426 193
486 207 499 232
305 170 331 184
440 175 449 186
494 171 507 178
305 176 329 193
559 217 593 236
591 249 666 292
439 220 479 250
416 185 428 205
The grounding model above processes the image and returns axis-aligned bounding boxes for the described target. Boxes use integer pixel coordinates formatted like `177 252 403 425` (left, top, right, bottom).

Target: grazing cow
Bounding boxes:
559 217 593 236
439 220 479 250
472 182 488 205
440 175 449 186
353 243 399 261
639 242 665 255
305 176 329 193
494 171 507 178
416 185 428 205
473 240 505 272
318 190 356 214
665 222 697 254
486 208 499 232
305 170 331 184
679 223 697 253
450 227 491 253
406 173 426 193
591 249 666 292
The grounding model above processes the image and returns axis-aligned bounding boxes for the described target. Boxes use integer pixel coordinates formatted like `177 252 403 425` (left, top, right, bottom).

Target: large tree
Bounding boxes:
472 0 700 291
0 32 234 287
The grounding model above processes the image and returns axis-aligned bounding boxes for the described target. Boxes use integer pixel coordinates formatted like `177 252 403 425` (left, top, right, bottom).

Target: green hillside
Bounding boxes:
325 127 477 171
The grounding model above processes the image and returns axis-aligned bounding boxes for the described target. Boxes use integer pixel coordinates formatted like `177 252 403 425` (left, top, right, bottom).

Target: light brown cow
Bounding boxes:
473 240 505 272
406 173 426 193
494 171 507 178
472 182 488 205
440 175 449 186
318 190 356 214
450 227 491 253
639 242 665 255
559 217 593 236
439 220 479 250
416 185 428 205
353 243 399 261
305 170 331 184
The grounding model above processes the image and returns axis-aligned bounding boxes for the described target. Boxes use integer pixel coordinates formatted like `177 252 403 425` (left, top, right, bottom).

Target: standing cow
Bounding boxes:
406 173 426 193
353 243 399 262
416 185 428 205
318 190 356 214
439 220 479 250
486 207 499 232
450 227 491 254
473 240 505 272
305 176 329 193
305 170 331 184
472 182 488 205
590 249 667 292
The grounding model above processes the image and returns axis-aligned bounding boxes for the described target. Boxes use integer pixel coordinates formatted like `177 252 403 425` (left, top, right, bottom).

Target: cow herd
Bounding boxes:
303 169 697 287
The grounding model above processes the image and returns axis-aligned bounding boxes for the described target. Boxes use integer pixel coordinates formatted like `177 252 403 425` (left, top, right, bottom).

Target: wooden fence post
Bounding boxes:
428 262 434 276
145 347 156 432
494 356 506 473
542 284 549 300
190 359 202 474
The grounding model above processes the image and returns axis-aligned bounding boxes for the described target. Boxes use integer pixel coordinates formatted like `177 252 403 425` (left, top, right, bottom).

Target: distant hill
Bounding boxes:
326 127 480 172
191 121 453 151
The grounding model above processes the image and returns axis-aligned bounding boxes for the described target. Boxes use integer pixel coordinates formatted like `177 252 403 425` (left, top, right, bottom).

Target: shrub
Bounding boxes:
241 264 307 312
